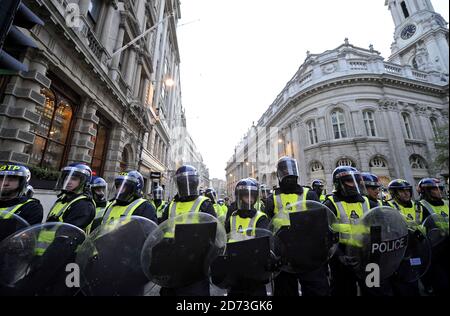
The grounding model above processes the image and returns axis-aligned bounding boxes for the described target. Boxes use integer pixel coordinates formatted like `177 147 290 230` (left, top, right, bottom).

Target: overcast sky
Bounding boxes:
176 0 449 180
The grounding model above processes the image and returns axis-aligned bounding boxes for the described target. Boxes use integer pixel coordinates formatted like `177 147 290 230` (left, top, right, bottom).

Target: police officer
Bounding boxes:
0 163 43 225
386 179 422 296
361 172 384 207
47 163 95 231
87 176 111 233
225 178 270 296
265 156 328 296
417 178 449 296
101 170 157 225
205 187 225 218
151 185 167 223
159 165 217 296
324 166 387 296
311 179 326 202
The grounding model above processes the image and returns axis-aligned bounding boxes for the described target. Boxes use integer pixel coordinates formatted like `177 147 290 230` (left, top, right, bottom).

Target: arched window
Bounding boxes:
25 88 74 170
331 109 347 139
410 155 427 169
336 158 356 167
363 111 377 137
402 113 413 139
307 120 318 144
120 147 129 171
369 156 388 168
430 117 439 139
310 161 324 172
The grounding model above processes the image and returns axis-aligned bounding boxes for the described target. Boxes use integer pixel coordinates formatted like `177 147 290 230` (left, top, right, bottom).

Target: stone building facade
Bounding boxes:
226 0 449 198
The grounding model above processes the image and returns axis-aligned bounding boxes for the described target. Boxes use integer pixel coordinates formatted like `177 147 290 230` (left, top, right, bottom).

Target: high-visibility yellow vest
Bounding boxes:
86 201 112 234
273 187 309 215
419 199 449 232
151 200 167 219
328 195 371 247
213 203 223 217
319 194 326 202
47 194 90 222
101 198 148 224
0 199 34 219
388 200 422 224
164 196 210 238
229 211 267 242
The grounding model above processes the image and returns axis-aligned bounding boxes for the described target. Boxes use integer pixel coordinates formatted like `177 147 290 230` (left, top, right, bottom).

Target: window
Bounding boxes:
88 0 102 24
400 1 409 18
310 161 324 172
90 114 110 177
307 120 318 144
331 109 347 139
337 158 356 167
120 148 129 172
412 57 419 69
410 155 427 169
370 156 387 168
402 113 413 139
430 117 439 139
25 88 75 170
363 111 377 137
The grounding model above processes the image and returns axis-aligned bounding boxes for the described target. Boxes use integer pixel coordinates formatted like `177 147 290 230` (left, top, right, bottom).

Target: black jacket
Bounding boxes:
113 198 157 224
47 193 95 230
160 194 216 223
417 198 447 220
224 208 270 234
0 196 43 225
265 184 319 219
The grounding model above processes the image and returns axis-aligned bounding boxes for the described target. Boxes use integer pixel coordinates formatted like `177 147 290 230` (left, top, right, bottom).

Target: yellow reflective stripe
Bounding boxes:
274 189 307 215
48 195 88 220
0 199 34 217
102 199 146 224
34 226 58 256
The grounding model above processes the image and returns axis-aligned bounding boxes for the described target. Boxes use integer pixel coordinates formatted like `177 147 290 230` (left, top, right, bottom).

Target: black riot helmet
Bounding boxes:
153 186 164 200
388 179 413 204
175 165 199 198
235 178 259 211
0 163 31 200
332 166 366 198
277 156 299 187
205 187 217 203
311 179 324 195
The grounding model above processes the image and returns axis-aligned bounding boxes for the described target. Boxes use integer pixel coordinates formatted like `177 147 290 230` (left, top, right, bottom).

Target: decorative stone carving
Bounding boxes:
321 62 337 74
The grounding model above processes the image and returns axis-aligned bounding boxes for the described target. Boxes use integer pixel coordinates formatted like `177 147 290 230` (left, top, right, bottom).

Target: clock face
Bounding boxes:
401 24 416 40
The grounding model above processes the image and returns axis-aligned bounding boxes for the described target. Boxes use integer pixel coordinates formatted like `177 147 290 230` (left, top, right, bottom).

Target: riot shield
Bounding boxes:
269 201 339 273
0 222 85 296
210 228 281 291
141 212 226 289
0 211 29 242
349 206 409 281
76 216 158 296
422 213 449 247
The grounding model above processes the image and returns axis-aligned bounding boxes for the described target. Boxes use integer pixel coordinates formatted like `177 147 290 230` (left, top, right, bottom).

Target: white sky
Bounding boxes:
176 0 449 180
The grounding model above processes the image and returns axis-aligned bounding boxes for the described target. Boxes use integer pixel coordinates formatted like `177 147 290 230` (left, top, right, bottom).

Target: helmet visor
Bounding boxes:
91 183 108 202
236 184 259 211
277 159 299 182
176 172 198 198
335 170 367 197
55 167 89 193
0 174 25 199
153 188 164 200
113 176 137 202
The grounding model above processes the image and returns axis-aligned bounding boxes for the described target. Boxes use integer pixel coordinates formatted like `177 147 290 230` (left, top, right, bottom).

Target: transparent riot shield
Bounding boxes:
422 213 449 247
141 212 226 290
269 201 339 273
348 206 409 281
0 222 85 296
76 216 158 296
210 228 281 291
0 211 29 242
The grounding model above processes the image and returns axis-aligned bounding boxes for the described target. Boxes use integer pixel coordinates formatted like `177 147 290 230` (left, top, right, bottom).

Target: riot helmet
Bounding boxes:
277 156 299 187
113 170 144 203
361 172 381 201
55 163 92 194
90 176 108 203
153 185 164 200
0 163 31 200
418 178 444 202
175 165 199 198
235 178 259 211
311 179 324 196
205 187 217 203
332 166 366 198
388 179 413 205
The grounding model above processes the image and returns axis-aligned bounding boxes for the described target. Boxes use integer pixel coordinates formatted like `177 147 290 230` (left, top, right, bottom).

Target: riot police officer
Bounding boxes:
151 185 167 223
205 187 225 218
386 179 422 296
265 156 328 296
225 178 270 296
159 164 217 296
324 166 388 296
361 172 383 207
311 179 326 202
47 163 95 231
101 170 157 225
417 178 449 296
87 176 111 233
0 163 43 225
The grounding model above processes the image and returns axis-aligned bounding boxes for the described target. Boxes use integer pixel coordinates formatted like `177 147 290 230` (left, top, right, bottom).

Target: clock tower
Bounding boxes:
385 0 449 73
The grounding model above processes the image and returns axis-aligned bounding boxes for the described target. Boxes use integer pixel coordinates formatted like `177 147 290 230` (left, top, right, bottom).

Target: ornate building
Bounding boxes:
226 0 449 197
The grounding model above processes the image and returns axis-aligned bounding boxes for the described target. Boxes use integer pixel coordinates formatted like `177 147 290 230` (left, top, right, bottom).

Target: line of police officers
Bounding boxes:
0 156 448 296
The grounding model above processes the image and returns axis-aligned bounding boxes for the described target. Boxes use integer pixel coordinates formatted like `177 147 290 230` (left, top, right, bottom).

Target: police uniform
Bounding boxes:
266 184 330 296
102 198 157 224
0 196 43 225
151 199 167 223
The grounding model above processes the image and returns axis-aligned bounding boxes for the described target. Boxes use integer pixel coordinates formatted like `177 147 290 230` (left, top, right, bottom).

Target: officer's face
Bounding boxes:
343 179 356 187
429 187 442 200
367 186 380 200
65 176 81 191
397 189 411 202
0 176 19 190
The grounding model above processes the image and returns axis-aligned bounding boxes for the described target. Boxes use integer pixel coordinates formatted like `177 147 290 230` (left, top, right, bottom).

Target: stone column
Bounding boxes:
295 120 308 184
103 123 127 183
0 50 51 163
100 0 117 52
109 13 126 81
66 98 99 164
133 55 143 99
124 46 137 87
